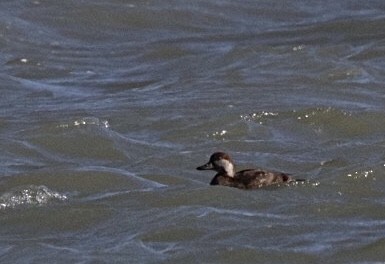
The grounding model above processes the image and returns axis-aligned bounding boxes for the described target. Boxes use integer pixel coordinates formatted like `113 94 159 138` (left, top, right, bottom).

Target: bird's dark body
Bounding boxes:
197 152 304 190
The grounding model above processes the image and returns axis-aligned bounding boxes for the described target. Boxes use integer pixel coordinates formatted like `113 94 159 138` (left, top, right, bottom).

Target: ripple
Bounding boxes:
195 206 295 220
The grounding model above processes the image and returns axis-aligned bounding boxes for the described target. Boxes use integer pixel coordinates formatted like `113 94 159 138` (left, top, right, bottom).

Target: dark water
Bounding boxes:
1 0 385 263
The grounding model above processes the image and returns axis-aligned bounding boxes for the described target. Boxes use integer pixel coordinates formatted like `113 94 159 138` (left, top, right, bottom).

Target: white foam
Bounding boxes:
0 185 67 209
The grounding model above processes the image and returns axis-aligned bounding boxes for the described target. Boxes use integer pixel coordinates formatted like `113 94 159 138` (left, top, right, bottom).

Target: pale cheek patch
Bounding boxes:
215 159 235 177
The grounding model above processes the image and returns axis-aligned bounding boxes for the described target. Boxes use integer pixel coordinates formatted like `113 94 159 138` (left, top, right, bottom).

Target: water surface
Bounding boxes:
1 0 385 263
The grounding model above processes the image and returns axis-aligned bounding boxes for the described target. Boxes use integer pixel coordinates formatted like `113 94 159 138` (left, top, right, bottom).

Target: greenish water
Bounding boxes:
1 0 385 263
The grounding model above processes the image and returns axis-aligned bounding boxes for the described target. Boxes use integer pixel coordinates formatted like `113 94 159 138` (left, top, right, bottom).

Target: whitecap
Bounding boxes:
0 185 68 209
57 117 110 129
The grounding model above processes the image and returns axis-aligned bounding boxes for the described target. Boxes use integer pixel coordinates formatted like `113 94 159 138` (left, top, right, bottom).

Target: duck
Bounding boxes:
196 152 304 189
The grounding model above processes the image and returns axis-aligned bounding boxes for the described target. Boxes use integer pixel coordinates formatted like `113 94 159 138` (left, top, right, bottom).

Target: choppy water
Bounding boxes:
1 0 385 263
